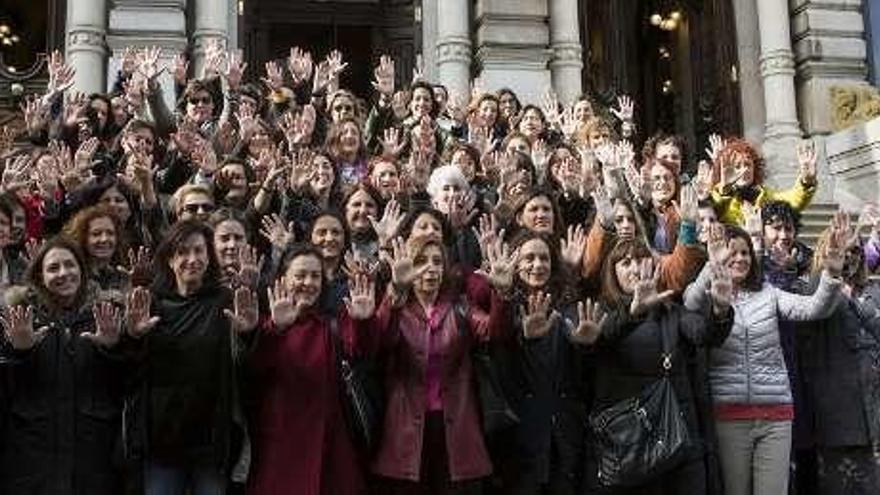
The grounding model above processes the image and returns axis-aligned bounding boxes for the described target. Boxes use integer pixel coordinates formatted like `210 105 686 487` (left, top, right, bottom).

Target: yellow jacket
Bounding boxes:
711 178 817 226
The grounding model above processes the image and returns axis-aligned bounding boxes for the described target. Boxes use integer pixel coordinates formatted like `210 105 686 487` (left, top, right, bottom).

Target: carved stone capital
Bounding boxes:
436 37 472 65
760 48 796 77
829 85 880 132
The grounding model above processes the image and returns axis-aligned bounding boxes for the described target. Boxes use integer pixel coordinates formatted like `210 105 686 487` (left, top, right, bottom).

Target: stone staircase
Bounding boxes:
798 202 849 247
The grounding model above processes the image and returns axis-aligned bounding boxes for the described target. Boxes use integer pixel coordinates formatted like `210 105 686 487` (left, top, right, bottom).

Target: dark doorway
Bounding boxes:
241 0 418 101
579 0 742 171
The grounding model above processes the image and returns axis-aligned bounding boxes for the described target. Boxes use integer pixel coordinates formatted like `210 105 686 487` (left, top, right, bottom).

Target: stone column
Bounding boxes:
870 0 880 84
66 0 108 94
435 0 471 99
421 0 439 83
756 0 803 187
548 0 582 105
193 0 230 76
474 0 552 104
732 0 766 145
106 0 187 111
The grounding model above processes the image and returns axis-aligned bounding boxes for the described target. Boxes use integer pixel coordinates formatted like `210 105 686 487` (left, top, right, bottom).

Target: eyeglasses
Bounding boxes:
182 203 215 215
188 96 213 106
333 104 354 112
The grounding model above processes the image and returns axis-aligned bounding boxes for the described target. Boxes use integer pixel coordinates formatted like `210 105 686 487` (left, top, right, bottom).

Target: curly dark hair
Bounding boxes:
760 200 801 234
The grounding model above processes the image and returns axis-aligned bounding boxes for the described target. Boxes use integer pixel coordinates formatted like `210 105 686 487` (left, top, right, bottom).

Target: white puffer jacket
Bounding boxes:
684 266 841 406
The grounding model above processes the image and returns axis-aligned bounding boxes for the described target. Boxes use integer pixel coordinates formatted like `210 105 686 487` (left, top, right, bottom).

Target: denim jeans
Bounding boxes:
715 419 792 495
145 461 227 495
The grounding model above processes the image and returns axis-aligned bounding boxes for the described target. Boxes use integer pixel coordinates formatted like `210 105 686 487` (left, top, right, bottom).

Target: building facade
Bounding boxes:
1 0 879 208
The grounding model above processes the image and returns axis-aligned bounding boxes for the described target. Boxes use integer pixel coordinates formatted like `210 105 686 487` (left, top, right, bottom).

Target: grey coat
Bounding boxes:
684 267 841 406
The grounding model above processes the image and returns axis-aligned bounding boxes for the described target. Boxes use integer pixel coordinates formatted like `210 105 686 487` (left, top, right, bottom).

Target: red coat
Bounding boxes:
347 288 506 482
246 312 364 495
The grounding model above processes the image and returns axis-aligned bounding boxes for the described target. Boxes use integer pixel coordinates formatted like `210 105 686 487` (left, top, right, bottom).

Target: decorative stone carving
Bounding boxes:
830 85 880 131
759 49 796 77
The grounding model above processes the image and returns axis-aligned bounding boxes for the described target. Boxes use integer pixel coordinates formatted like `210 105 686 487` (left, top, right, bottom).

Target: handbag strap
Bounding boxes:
658 305 679 375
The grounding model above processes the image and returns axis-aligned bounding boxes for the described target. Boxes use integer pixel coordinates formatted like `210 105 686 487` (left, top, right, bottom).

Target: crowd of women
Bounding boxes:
0 43 879 495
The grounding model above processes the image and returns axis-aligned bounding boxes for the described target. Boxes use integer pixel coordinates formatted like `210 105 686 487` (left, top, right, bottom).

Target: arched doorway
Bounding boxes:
240 0 419 99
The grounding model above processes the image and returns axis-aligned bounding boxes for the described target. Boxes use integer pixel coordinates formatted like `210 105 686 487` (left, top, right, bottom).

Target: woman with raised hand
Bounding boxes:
0 236 127 495
486 229 603 495
245 244 371 495
683 221 845 495
125 220 259 495
793 219 880 495
586 238 735 494
351 234 509 494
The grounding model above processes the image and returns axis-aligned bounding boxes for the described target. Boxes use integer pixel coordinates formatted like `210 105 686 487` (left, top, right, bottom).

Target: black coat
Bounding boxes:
499 304 592 494
128 284 242 470
797 294 880 448
0 291 127 495
586 303 733 494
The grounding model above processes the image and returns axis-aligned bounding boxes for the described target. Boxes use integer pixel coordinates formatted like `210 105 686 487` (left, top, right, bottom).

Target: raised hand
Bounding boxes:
797 140 818 185
483 235 519 293
224 49 247 90
372 55 395 97
675 183 699 223
570 298 607 345
369 198 405 247
2 155 32 193
191 140 219 175
380 237 428 289
83 302 123 348
708 263 733 315
75 136 101 171
824 209 853 276
0 306 48 350
325 50 348 83
47 50 76 95
532 138 549 172
694 160 714 200
127 287 159 338
260 214 296 250
225 287 259 333
560 224 587 269
262 61 285 93
381 127 406 159
447 189 478 230
267 277 310 328
287 47 314 86
120 46 138 76
610 95 635 122
541 90 560 126
170 52 189 86
706 223 729 265
236 245 264 289
742 201 763 239
342 250 380 280
136 46 163 83
559 105 579 139
706 133 725 163
521 292 558 339
473 213 500 260
592 188 614 229
118 246 153 284
289 147 316 192
344 274 377 320
630 258 674 316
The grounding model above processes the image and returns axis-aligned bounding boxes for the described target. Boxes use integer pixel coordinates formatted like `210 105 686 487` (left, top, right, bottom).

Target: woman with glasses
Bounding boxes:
172 184 216 223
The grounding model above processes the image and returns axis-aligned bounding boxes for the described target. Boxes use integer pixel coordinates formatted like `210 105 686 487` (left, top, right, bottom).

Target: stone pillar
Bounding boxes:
870 0 880 84
435 0 471 99
548 0 583 105
106 0 187 111
66 0 108 94
421 0 439 83
193 0 230 76
756 0 803 187
732 0 766 145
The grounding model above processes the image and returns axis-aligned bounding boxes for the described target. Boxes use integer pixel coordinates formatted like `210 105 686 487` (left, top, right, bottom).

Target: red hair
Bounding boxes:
714 138 765 186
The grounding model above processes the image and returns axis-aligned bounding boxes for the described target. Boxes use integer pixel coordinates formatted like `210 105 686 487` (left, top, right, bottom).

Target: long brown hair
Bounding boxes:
599 239 653 307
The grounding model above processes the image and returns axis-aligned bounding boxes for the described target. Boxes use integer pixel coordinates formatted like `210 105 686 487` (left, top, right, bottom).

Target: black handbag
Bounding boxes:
588 309 690 487
330 318 385 454
454 302 520 435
